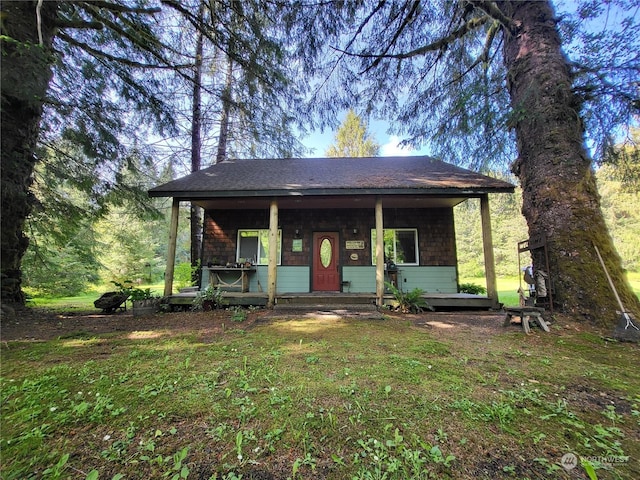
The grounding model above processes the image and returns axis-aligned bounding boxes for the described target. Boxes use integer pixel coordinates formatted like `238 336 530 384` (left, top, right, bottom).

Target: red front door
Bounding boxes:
312 232 340 291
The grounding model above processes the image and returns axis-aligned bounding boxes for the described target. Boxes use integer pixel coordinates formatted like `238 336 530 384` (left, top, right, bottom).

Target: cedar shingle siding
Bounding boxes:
203 207 456 267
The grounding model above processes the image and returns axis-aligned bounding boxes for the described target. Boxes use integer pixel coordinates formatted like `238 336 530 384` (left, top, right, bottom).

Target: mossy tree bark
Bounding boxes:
501 1 640 324
1 1 57 304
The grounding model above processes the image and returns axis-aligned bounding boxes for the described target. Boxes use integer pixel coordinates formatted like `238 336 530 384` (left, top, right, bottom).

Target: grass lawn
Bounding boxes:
27 283 166 312
1 310 638 479
462 275 640 308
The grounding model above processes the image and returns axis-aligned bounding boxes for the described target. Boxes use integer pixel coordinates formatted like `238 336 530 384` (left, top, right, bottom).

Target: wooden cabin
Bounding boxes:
149 156 514 309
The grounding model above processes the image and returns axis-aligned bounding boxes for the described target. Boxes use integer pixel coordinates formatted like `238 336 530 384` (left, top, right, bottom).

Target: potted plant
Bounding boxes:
192 285 224 311
129 287 162 316
113 281 161 316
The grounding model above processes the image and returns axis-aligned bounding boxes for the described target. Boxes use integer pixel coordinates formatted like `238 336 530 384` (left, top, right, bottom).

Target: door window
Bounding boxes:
320 238 332 268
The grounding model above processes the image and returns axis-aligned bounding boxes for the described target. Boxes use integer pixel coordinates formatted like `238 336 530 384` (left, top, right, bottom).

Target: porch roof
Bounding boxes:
149 156 514 200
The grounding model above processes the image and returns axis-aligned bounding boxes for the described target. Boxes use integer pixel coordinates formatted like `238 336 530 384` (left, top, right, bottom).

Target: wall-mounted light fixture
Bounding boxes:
295 229 301 238
352 228 358 235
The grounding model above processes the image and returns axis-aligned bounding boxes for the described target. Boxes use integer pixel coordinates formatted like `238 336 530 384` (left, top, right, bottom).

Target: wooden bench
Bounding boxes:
503 307 549 333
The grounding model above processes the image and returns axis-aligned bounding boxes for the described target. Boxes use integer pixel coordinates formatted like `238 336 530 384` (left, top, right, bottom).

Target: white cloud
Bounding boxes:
380 135 414 156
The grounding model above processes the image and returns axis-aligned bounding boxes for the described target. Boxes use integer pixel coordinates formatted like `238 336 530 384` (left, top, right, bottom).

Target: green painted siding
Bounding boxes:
342 266 376 292
202 265 456 294
275 266 310 292
202 266 310 293
342 266 457 293
248 266 268 293
396 266 458 293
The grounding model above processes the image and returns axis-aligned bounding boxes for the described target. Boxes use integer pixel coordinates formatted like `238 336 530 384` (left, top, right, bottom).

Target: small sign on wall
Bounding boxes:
345 240 365 250
292 239 303 252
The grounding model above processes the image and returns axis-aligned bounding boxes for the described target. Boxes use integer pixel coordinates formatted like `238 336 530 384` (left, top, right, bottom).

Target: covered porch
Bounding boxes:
161 193 501 310
149 156 515 311
166 290 495 311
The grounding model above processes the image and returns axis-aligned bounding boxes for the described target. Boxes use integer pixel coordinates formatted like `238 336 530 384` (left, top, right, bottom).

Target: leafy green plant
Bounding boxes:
192 285 224 311
458 282 487 295
111 280 159 301
230 306 247 322
352 427 455 479
42 453 69 479
386 282 433 313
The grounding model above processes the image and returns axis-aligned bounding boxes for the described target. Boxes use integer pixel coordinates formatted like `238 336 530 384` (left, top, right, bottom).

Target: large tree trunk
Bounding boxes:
215 56 233 164
1 1 57 305
500 0 640 324
190 2 204 282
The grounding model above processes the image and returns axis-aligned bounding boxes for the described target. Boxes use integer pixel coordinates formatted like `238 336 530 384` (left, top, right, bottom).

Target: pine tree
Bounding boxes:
1 0 306 303
325 110 380 157
1 0 177 304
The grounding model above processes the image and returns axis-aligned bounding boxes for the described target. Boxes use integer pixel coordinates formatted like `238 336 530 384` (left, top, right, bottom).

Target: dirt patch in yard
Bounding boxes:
0 306 268 342
1 304 611 343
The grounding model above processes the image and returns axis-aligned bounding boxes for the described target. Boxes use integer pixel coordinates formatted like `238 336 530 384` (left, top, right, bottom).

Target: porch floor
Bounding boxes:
167 291 496 311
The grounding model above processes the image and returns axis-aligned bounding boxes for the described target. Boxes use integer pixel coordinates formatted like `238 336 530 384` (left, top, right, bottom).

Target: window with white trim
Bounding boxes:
371 228 418 265
237 230 281 265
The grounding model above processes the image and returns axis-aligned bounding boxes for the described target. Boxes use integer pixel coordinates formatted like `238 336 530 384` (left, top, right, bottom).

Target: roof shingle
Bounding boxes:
149 156 514 198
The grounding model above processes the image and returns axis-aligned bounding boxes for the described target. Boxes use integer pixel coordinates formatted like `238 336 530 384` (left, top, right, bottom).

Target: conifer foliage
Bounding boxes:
325 110 380 157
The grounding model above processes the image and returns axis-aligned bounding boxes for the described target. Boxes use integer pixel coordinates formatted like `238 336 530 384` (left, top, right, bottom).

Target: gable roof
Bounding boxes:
149 156 514 201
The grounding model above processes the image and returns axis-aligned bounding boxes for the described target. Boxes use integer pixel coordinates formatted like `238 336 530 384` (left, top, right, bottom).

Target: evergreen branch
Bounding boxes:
161 0 208 32
57 31 190 70
80 4 171 64
365 0 421 71
161 0 232 59
435 20 502 94
388 14 489 58
55 19 105 30
332 15 489 63
478 19 500 66
161 0 258 72
75 2 206 87
313 0 387 98
82 1 161 15
162 0 290 92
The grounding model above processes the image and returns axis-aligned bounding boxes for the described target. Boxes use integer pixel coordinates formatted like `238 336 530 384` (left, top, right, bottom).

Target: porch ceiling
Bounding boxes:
192 194 468 210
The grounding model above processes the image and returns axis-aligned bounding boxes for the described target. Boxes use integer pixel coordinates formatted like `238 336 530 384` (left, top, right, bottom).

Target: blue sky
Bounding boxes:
301 116 431 158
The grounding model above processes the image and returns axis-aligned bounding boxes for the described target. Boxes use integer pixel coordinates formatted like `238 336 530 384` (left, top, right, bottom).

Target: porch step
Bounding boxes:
276 294 375 306
275 302 377 311
272 302 382 319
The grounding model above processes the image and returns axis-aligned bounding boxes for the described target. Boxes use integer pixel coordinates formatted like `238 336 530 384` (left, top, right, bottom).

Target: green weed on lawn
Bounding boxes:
1 313 639 479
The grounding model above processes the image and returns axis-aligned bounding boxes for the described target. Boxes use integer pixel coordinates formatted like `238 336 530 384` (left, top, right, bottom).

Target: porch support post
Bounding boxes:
480 194 499 308
164 198 180 297
375 196 384 307
267 199 278 308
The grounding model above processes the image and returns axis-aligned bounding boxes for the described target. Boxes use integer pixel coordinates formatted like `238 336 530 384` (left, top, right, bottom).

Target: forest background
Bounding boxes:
22 143 640 304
